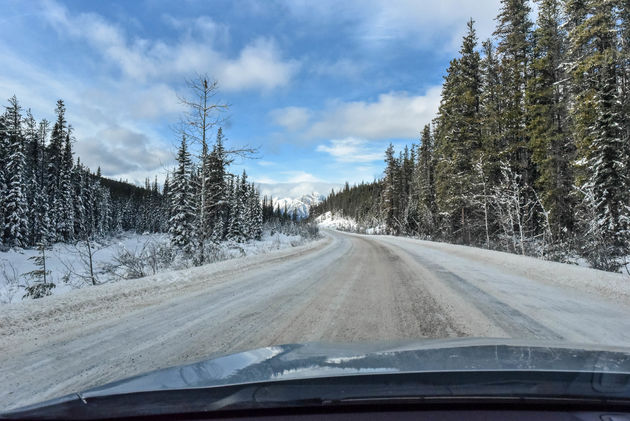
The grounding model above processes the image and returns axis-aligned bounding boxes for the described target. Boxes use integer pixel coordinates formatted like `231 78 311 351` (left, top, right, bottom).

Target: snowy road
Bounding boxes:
2 229 630 410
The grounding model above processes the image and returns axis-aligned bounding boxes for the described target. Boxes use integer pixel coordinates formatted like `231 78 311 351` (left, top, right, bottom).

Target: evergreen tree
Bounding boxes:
414 124 437 235
526 0 574 237
568 0 629 265
480 39 504 186
56 132 75 241
169 135 196 255
494 0 534 184
228 173 248 242
206 128 228 242
3 96 29 247
23 242 54 299
381 144 399 233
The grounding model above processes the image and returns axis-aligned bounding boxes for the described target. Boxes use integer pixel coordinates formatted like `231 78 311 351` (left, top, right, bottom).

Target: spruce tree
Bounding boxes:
526 0 574 237
567 0 628 265
381 144 398 233
23 242 54 299
169 135 196 255
3 96 29 247
494 0 534 184
206 128 228 242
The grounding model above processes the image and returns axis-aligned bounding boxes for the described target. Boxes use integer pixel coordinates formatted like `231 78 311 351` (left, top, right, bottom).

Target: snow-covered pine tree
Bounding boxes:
36 119 49 188
413 124 437 236
169 135 196 255
72 158 87 239
0 112 7 245
248 185 263 240
56 132 75 241
46 100 68 241
240 173 252 239
568 0 629 268
3 96 29 247
227 172 248 242
162 174 171 233
206 128 228 242
381 144 399 233
177 77 228 261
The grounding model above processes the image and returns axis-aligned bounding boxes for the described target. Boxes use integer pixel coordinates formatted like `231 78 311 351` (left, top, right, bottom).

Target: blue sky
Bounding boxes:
0 0 502 198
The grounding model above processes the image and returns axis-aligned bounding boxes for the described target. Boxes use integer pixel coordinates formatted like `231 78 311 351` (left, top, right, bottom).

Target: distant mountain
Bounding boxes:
256 182 342 200
273 192 325 220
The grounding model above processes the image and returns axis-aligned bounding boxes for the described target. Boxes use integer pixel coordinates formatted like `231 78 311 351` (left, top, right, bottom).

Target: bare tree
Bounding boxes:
58 238 100 287
0 260 20 304
176 75 258 264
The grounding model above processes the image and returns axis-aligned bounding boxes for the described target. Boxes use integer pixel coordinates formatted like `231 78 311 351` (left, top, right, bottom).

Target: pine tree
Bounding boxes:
56 132 75 241
206 128 228 242
228 172 248 242
46 100 67 241
169 135 196 255
249 185 263 240
23 242 54 299
526 0 574 237
494 0 534 185
0 114 7 245
414 124 437 235
568 0 629 265
3 96 29 247
434 20 483 243
381 144 398 233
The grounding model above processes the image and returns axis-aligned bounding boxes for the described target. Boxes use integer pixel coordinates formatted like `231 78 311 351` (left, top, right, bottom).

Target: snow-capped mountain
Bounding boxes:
273 192 325 220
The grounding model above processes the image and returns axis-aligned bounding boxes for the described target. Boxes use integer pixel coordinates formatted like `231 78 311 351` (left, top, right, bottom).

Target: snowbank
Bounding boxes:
383 235 630 307
0 230 312 305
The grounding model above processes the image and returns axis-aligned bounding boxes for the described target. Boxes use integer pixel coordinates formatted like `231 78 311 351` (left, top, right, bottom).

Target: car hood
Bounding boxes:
6 337 630 419
72 337 630 397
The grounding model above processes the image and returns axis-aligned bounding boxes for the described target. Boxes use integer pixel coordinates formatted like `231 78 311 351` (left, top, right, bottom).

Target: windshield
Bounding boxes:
1 0 630 414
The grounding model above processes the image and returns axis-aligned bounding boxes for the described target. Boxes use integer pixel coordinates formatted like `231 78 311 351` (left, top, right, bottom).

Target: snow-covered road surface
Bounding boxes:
2 229 630 410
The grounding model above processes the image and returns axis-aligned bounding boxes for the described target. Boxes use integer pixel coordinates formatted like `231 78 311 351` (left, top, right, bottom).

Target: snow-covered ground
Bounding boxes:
0 230 312 304
314 211 359 231
3 230 630 411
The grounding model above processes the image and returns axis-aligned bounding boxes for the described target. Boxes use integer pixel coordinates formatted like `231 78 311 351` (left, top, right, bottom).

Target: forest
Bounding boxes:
311 0 630 272
0 78 312 298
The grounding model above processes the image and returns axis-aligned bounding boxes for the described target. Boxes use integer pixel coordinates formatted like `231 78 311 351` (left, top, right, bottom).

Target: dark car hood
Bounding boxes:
73 337 630 397
6 337 630 418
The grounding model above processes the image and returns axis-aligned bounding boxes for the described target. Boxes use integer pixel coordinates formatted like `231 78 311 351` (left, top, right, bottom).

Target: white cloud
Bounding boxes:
316 138 383 163
270 106 311 131
217 39 300 91
284 171 323 183
75 125 173 181
281 86 441 141
283 0 502 52
311 58 364 79
256 181 343 199
258 160 277 167
41 0 298 91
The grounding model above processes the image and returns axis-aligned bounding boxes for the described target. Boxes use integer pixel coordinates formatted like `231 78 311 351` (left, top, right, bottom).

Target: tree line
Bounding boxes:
312 0 630 271
0 96 163 249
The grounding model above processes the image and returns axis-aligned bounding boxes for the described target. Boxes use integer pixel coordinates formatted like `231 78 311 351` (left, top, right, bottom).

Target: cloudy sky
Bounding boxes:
0 0 503 197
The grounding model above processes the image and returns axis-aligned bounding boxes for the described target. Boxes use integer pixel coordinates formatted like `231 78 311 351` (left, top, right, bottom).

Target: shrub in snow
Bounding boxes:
22 243 55 299
0 260 20 303
23 282 55 299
